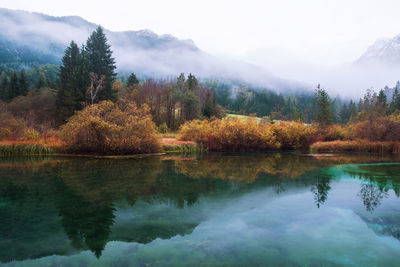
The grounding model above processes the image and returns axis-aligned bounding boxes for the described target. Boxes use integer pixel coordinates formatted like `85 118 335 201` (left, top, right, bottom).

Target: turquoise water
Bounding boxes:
1 153 400 266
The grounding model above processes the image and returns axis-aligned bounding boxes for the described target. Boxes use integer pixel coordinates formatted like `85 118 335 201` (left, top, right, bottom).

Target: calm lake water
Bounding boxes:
1 153 400 266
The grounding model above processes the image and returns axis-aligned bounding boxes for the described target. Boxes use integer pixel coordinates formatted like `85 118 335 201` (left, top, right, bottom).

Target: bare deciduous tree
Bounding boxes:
87 72 105 105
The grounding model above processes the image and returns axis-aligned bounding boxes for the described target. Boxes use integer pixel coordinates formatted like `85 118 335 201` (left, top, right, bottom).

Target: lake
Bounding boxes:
1 153 400 266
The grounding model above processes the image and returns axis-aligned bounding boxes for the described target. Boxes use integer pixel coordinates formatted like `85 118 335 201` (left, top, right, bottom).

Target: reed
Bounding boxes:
310 140 400 154
163 143 207 153
0 143 59 156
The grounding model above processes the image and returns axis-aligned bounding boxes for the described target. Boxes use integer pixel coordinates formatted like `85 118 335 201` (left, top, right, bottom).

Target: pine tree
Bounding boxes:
85 26 117 102
185 73 198 92
376 89 387 115
9 72 19 99
339 103 349 123
18 70 28 96
56 41 89 123
315 84 333 127
183 91 200 120
203 90 214 117
0 75 9 101
349 100 357 121
176 73 185 92
35 73 47 89
127 73 139 87
389 87 400 114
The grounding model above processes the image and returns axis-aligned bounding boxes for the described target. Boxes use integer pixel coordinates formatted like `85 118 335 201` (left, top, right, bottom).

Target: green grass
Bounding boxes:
163 144 207 153
0 144 58 156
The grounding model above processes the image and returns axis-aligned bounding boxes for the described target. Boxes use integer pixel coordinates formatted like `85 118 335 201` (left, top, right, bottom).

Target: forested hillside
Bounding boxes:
1 24 400 155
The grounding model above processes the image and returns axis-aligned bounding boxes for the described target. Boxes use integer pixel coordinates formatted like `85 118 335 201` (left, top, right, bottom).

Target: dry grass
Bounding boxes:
162 138 196 146
310 140 400 154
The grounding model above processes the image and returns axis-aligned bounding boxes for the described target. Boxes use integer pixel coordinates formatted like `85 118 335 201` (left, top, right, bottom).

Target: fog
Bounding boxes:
1 7 399 99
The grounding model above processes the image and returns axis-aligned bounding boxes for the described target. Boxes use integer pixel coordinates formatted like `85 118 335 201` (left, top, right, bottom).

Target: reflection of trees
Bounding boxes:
342 164 399 211
310 172 332 208
0 154 399 261
55 180 115 258
358 184 389 212
174 153 396 183
175 154 319 183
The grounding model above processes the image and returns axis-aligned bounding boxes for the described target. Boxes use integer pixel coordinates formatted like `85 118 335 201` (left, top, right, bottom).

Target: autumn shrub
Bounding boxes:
23 128 40 141
0 110 26 140
270 121 318 150
8 88 57 130
60 101 162 154
323 124 348 141
179 118 280 151
348 116 400 141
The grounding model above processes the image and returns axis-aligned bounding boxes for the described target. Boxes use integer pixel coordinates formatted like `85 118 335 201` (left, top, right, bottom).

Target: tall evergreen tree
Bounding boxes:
389 87 400 114
183 91 200 120
35 73 47 89
56 41 89 123
126 73 139 87
18 70 28 96
203 90 214 118
376 89 387 115
315 84 333 127
339 103 349 123
0 75 9 101
185 73 198 92
349 100 357 121
85 26 117 102
9 72 19 99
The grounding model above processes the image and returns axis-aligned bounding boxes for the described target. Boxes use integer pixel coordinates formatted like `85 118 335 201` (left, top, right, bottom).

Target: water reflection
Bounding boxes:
0 153 400 264
310 173 332 208
56 180 116 258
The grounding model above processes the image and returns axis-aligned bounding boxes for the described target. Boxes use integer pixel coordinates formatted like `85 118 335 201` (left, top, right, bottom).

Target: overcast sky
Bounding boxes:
2 0 400 76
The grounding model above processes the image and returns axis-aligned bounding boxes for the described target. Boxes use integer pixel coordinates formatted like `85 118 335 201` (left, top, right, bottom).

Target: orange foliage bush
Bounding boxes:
60 101 162 154
178 118 280 151
323 124 348 141
270 121 317 150
348 116 400 142
0 109 26 140
178 118 321 151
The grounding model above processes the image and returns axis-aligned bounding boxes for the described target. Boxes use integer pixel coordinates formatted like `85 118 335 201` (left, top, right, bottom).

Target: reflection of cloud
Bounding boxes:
12 187 400 266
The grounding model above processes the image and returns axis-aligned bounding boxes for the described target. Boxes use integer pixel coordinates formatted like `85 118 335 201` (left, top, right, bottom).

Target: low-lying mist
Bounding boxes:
2 8 398 99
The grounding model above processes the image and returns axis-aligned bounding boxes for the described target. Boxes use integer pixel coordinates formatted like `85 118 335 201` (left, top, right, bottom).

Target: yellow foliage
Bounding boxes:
60 101 162 154
179 118 280 151
270 121 317 150
23 128 40 141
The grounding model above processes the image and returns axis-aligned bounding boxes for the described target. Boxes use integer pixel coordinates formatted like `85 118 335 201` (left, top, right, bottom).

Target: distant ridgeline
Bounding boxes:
0 33 62 101
0 34 62 68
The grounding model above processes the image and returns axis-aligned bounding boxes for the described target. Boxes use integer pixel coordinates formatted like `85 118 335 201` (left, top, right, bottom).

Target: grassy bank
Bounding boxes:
0 141 61 156
0 138 206 156
162 138 207 153
310 140 400 154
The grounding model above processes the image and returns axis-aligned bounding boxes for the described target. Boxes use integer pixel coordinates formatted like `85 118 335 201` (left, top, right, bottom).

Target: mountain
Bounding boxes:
0 8 198 68
0 8 305 91
355 35 400 66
